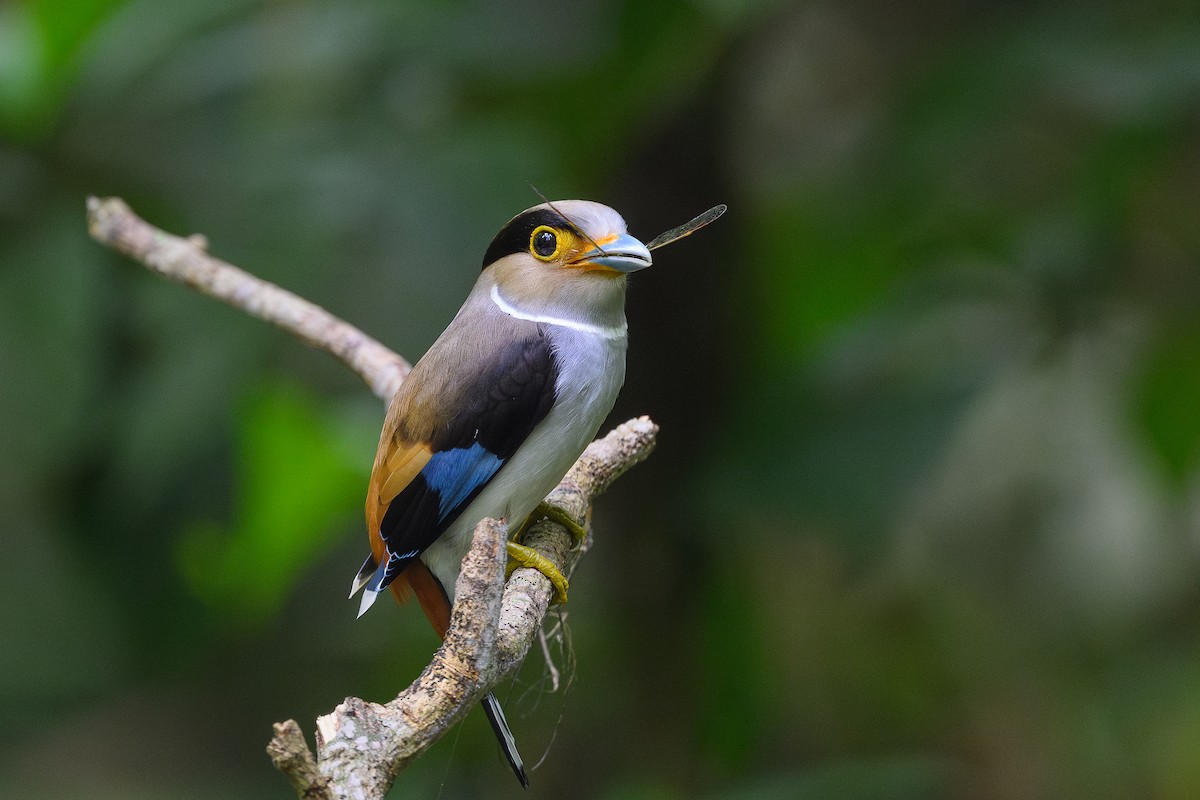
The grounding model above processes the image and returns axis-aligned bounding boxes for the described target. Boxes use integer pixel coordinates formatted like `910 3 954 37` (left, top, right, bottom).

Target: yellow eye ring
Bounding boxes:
530 226 561 261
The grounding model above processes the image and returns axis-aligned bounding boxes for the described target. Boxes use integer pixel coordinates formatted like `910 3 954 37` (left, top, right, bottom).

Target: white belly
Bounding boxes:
422 326 627 598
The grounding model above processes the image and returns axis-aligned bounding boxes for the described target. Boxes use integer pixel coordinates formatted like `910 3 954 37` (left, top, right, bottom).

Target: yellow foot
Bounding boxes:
516 501 588 545
506 541 570 605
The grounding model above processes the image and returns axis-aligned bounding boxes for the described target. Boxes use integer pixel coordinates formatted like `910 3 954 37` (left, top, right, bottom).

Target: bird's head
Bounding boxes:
481 200 651 325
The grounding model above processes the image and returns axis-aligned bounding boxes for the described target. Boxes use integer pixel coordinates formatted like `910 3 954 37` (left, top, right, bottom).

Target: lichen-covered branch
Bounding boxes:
86 196 659 799
271 419 657 799
292 518 510 798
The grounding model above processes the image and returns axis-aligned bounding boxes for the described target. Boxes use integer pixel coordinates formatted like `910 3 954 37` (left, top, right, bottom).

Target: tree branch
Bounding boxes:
86 196 409 401
86 196 658 798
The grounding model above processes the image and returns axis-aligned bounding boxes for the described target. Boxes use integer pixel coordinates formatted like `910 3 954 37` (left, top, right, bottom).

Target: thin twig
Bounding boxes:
86 196 409 401
538 628 561 693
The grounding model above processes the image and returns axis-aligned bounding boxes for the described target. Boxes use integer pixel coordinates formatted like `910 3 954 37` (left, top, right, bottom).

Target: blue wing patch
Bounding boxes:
423 442 505 521
357 331 558 611
372 442 505 588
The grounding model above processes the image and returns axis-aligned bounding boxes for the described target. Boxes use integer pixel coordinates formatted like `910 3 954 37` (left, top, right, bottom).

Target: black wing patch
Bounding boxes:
366 329 558 595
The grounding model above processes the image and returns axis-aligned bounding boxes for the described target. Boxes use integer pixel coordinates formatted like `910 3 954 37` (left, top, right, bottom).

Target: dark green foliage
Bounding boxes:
3 1 1200 798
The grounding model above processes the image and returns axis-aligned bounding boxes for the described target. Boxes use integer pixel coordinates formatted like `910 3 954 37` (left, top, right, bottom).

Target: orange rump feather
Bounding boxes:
364 382 455 637
365 431 433 606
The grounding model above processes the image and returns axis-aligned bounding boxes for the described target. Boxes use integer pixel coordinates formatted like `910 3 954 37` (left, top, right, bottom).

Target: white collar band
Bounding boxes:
490 285 627 340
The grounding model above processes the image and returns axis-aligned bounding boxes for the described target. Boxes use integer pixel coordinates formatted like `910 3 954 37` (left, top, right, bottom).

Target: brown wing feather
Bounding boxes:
367 437 456 627
361 293 547 610
365 420 433 603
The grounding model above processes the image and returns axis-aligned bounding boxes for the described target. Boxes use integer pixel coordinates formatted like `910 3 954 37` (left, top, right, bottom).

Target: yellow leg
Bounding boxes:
505 502 587 605
506 541 570 605
515 501 588 545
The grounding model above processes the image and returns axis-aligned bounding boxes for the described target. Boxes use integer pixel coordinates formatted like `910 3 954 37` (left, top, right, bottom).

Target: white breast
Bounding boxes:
421 325 627 597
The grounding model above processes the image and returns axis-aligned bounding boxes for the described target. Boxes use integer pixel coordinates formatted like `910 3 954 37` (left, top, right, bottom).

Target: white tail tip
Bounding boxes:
357 588 380 619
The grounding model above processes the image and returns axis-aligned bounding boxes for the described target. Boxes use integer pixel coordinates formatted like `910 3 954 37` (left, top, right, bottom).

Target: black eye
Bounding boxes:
531 227 558 259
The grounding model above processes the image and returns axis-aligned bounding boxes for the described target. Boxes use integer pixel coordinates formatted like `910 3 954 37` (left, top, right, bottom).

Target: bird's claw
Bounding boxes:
506 541 570 604
517 501 588 546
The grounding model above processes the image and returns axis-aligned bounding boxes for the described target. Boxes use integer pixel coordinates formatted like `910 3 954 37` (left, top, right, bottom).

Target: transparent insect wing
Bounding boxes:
645 204 727 252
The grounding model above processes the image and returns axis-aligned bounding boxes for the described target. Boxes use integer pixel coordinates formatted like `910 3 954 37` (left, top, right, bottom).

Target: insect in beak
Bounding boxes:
645 204 727 251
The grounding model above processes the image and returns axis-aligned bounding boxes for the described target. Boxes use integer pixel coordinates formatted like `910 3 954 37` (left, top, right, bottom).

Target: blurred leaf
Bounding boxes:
177 381 371 629
1135 323 1200 479
0 4 45 136
0 0 124 137
29 0 124 68
749 200 903 363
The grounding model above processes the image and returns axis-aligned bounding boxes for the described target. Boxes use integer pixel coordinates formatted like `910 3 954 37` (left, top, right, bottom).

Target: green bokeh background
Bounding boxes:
4 1 1200 798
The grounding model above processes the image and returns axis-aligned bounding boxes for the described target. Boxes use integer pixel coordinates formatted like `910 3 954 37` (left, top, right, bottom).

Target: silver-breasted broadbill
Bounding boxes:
349 200 653 787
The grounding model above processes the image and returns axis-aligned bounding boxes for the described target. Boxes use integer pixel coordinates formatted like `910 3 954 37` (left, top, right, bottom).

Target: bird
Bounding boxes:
349 199 653 787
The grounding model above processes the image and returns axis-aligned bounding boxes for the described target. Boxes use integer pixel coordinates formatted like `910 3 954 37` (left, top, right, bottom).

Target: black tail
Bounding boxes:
481 691 529 788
